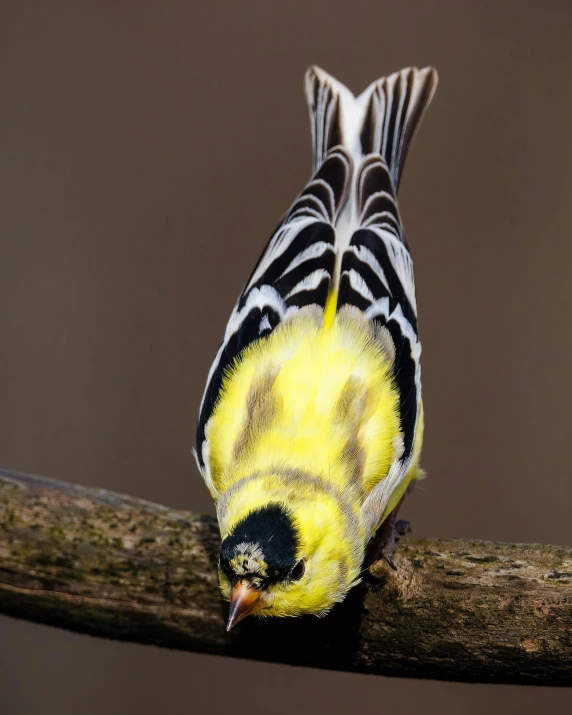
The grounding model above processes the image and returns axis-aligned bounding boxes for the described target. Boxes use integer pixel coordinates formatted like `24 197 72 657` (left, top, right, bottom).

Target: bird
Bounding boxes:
195 65 438 630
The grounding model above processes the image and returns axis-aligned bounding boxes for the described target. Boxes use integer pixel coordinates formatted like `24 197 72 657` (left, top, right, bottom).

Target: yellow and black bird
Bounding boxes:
195 66 438 629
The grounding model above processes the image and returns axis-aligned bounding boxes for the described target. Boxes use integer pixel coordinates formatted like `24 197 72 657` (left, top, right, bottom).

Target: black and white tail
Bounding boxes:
305 65 437 193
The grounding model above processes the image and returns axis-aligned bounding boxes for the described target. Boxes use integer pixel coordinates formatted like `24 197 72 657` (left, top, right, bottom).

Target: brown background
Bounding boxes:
1 1 571 713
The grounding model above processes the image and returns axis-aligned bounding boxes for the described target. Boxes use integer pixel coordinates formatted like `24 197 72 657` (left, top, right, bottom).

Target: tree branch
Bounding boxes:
0 469 570 685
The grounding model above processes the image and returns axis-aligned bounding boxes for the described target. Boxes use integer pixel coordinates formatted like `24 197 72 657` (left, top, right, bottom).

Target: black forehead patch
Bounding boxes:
220 503 299 580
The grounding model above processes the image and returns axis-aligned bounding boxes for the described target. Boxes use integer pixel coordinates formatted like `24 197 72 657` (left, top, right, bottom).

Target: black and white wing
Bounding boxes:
196 146 351 485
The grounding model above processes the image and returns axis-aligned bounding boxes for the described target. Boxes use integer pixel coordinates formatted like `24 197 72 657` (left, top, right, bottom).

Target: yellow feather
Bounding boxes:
208 312 400 498
322 287 338 329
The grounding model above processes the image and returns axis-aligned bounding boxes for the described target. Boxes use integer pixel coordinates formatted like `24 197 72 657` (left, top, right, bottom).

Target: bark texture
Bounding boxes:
0 469 570 685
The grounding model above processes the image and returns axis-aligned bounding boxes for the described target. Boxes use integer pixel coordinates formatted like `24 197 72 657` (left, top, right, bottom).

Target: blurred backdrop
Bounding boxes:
1 1 571 713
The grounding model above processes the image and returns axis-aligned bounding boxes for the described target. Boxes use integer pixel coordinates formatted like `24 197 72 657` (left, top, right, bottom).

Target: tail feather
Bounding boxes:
305 65 437 191
305 66 365 173
359 67 438 190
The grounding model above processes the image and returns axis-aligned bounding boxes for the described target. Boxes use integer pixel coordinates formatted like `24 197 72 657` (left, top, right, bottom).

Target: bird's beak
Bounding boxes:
227 580 263 631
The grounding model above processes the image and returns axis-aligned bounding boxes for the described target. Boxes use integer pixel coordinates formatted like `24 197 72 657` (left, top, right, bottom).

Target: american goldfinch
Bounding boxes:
195 66 437 629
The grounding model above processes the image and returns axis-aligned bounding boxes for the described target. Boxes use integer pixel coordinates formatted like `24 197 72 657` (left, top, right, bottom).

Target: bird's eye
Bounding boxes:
290 558 305 581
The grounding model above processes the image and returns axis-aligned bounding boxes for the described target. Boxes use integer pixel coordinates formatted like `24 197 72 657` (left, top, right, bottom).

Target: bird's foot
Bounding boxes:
378 517 410 570
364 487 415 575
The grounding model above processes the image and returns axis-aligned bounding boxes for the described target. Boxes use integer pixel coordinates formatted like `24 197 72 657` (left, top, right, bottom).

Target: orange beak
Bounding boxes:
227 580 263 631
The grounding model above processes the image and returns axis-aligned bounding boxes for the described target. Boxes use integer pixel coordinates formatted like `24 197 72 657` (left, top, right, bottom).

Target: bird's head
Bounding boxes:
218 502 361 629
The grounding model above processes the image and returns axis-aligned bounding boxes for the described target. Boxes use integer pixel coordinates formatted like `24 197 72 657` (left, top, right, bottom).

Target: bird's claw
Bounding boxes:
378 518 410 570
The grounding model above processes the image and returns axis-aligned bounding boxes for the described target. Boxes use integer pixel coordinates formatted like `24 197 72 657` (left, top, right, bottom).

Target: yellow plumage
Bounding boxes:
208 310 400 498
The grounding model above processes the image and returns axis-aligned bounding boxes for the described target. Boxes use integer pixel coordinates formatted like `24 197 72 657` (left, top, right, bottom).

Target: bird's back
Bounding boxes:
207 308 401 501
